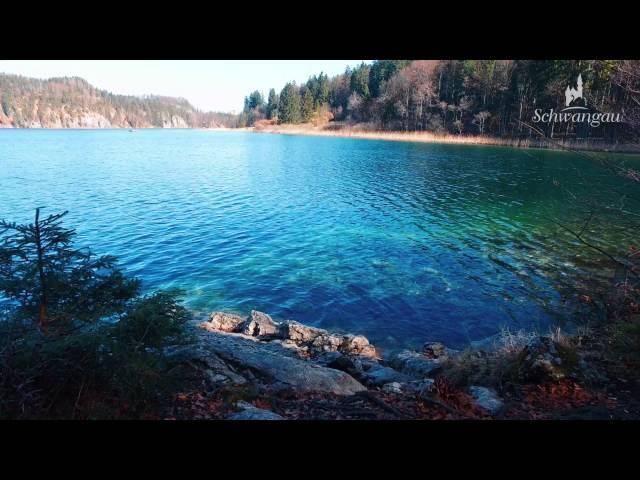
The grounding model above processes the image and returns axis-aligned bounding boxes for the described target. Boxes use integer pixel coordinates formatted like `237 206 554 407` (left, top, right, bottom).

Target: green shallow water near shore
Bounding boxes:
1 129 638 351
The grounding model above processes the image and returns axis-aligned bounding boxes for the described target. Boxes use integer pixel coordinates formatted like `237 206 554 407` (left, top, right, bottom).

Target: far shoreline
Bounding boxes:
4 125 639 155
245 122 640 156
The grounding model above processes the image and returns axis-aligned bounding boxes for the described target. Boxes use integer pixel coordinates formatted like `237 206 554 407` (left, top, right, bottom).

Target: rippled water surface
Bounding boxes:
1 130 639 350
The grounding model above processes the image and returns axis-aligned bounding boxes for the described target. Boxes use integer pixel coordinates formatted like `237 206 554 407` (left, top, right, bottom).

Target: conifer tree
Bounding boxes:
0 209 139 332
300 86 315 122
278 82 301 124
266 88 279 120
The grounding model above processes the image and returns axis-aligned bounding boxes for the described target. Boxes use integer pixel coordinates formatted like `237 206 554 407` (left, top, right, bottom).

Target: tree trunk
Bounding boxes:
34 208 48 330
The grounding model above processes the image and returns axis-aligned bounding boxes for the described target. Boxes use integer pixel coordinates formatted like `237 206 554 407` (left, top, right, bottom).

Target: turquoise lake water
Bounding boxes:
1 129 638 351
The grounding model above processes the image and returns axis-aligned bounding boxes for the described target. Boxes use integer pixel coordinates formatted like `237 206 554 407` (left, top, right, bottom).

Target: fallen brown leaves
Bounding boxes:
168 391 229 420
428 377 490 419
504 380 616 419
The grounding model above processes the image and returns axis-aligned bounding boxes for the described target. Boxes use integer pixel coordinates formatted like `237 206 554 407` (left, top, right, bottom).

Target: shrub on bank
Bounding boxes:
0 209 191 419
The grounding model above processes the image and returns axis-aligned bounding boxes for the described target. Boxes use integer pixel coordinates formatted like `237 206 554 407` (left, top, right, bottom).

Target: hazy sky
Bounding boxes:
0 60 370 113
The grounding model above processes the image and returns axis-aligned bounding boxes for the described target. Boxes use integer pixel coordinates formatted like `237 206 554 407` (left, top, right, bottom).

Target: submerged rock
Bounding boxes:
469 386 504 415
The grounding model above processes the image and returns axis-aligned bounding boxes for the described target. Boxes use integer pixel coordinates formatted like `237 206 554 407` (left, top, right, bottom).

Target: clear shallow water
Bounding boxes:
1 129 638 351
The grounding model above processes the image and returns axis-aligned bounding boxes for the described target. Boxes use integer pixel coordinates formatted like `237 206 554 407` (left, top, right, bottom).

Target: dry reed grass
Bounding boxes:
251 122 640 154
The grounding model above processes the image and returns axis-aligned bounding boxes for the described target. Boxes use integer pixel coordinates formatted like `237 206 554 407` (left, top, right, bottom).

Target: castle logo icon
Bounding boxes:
532 71 623 127
532 74 624 126
564 74 586 109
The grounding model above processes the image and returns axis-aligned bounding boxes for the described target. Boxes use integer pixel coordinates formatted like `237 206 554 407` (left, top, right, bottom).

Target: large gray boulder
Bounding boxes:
195 329 367 395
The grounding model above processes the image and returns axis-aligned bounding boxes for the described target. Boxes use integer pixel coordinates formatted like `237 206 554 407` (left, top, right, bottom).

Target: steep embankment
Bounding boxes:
0 73 237 129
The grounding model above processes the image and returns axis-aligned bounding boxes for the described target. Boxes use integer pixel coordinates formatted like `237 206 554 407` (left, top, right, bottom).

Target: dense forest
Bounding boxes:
3 61 639 142
240 60 640 142
0 74 238 128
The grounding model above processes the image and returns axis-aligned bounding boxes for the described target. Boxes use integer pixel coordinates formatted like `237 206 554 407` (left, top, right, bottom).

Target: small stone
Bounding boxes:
382 382 403 394
234 400 255 410
226 408 286 420
417 378 436 396
228 400 287 420
469 386 504 415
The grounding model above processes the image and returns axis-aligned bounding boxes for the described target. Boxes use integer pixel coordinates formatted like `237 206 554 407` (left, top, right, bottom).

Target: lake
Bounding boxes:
1 129 638 351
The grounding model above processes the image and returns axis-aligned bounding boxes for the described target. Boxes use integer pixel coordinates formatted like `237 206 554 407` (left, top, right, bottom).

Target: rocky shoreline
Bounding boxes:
160 309 640 420
163 310 535 419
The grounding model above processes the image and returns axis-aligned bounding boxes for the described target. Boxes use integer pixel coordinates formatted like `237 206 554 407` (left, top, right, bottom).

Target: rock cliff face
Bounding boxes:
0 73 238 128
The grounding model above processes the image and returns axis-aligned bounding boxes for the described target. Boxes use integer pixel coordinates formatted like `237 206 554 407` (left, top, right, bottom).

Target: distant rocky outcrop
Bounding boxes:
0 73 238 128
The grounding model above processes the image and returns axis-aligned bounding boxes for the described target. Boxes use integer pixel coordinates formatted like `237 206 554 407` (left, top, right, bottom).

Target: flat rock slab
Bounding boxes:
195 329 366 396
